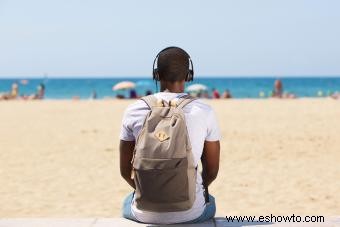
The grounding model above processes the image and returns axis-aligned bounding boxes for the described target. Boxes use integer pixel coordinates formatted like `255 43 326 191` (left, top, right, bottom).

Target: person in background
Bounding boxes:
212 88 220 99
29 83 45 100
36 83 45 99
331 92 339 99
90 90 97 100
145 90 153 96
129 89 138 99
116 94 125 99
0 92 7 100
0 82 19 100
222 89 232 99
202 91 210 99
11 82 19 99
272 79 283 98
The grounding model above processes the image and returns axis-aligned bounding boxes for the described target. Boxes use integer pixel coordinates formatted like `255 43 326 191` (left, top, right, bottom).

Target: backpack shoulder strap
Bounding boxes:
176 95 197 109
140 95 158 109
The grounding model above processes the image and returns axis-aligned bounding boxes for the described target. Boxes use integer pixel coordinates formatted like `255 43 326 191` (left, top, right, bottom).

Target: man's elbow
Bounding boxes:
206 166 219 181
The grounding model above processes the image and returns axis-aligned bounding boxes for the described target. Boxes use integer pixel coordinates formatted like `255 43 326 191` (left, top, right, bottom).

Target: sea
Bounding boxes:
0 77 340 99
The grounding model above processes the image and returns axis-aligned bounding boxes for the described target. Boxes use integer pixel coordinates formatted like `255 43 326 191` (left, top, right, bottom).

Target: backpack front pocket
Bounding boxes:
133 157 189 204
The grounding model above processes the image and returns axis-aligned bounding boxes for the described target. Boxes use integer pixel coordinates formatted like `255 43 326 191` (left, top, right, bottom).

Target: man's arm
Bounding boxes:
119 140 136 189
201 140 220 188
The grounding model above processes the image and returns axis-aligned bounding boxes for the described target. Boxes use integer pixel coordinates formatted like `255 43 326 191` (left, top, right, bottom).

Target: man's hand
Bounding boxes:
201 140 220 188
119 140 136 189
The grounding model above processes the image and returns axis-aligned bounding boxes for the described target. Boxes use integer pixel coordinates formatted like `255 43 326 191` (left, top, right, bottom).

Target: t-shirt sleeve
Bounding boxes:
119 107 136 141
205 109 221 141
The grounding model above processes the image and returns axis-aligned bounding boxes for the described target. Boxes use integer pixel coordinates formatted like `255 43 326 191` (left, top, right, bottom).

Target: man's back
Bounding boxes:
120 92 220 224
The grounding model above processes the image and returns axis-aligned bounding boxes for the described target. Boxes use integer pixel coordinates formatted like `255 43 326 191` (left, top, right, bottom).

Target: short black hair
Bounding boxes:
157 47 190 82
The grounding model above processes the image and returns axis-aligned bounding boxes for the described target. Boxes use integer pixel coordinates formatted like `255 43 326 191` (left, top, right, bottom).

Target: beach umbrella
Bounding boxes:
186 84 208 92
20 79 29 85
112 81 136 91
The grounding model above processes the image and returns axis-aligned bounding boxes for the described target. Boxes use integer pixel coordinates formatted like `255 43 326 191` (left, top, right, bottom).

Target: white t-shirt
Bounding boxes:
120 92 220 224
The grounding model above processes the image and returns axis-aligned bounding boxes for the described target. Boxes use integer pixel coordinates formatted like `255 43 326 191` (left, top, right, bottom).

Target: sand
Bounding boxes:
0 99 339 217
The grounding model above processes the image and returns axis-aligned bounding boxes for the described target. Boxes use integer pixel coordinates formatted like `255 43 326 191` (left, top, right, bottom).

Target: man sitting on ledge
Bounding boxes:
119 46 220 224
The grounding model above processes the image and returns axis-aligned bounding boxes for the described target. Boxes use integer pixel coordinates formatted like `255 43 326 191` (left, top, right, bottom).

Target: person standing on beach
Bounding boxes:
272 79 283 98
119 47 220 224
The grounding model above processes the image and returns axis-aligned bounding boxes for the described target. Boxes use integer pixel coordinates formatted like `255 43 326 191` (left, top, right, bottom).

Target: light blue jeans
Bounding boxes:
122 192 216 224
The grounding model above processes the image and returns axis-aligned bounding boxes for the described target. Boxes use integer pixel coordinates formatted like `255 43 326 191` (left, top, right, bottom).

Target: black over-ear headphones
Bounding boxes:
152 46 194 82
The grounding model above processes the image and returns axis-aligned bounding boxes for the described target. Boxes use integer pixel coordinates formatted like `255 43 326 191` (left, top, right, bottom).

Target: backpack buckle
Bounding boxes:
156 99 164 107
155 130 170 142
169 100 177 107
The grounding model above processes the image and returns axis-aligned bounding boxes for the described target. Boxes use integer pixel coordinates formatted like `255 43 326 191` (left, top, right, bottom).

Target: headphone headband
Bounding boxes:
152 46 194 82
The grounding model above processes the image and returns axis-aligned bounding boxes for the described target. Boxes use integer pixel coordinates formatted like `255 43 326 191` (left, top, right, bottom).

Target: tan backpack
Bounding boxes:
131 94 197 212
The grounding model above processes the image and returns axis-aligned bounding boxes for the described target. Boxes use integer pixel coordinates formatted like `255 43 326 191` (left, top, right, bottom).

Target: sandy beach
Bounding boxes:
0 99 339 217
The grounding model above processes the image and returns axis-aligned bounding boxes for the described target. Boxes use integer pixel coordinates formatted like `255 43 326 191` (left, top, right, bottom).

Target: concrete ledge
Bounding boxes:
0 217 339 227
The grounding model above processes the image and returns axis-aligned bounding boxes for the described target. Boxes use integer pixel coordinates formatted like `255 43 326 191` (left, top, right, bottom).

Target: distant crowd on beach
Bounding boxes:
1 79 339 100
0 82 45 100
269 79 339 99
115 88 233 99
114 79 339 100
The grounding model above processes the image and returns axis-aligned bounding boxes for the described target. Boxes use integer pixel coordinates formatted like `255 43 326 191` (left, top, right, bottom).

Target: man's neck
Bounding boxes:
160 80 185 93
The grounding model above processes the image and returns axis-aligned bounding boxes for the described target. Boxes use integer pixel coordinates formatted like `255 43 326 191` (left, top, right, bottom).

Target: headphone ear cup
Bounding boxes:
187 70 194 81
153 69 160 81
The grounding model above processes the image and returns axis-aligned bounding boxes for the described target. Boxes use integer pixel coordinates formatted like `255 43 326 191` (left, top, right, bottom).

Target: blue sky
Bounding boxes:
0 0 339 78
